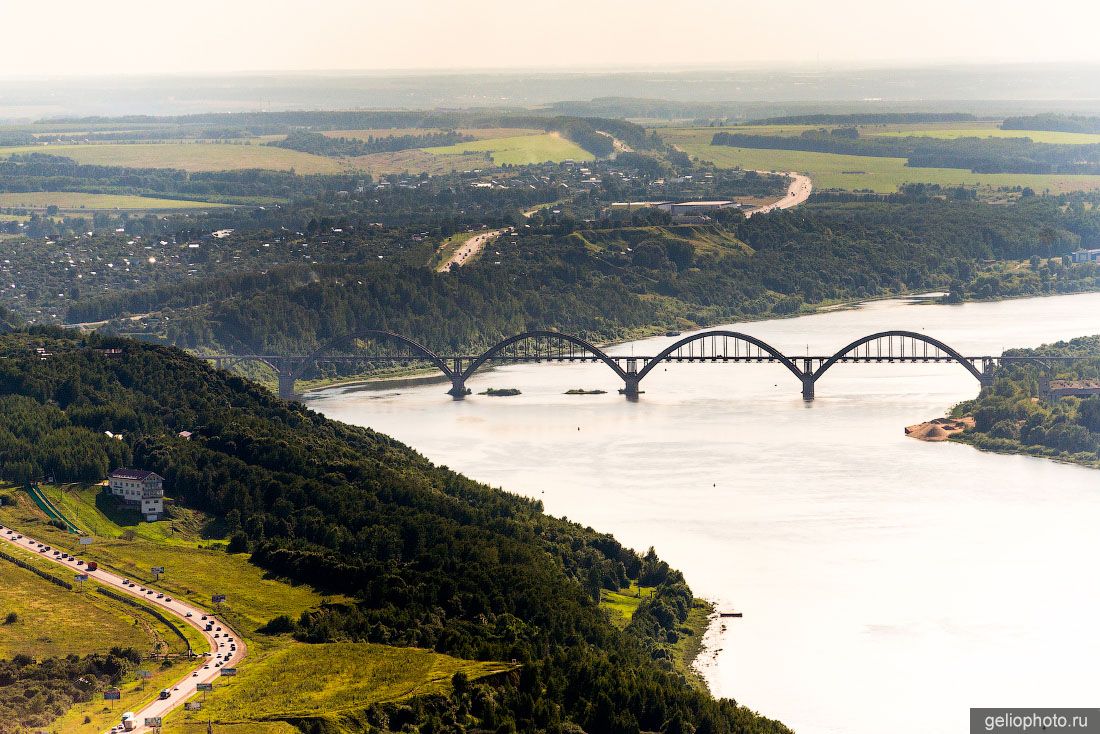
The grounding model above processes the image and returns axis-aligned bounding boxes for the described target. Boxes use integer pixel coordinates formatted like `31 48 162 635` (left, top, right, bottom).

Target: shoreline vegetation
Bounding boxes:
909 335 1100 470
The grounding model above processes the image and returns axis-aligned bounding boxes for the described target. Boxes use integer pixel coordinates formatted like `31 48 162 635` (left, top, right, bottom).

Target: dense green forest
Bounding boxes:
0 648 142 733
0 330 790 734
711 129 1100 174
953 336 1100 467
270 129 473 157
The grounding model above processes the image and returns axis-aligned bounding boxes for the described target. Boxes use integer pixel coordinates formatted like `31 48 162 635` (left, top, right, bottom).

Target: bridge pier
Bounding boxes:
277 370 297 400
979 358 997 390
447 376 470 399
620 373 642 399
801 376 816 401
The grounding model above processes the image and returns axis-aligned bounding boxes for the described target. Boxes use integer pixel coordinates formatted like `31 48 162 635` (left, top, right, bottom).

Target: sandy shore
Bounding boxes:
905 416 975 441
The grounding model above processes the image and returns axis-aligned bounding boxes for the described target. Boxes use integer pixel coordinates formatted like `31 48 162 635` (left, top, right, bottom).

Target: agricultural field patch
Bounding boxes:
425 132 593 165
667 135 1100 193
0 142 346 174
0 192 230 211
345 148 491 175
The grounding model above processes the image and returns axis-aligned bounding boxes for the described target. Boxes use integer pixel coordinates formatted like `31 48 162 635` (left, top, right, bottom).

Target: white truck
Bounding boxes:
121 711 136 730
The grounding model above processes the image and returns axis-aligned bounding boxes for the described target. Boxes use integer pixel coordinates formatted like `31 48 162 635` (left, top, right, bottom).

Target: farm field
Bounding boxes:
323 126 541 141
0 142 346 174
345 147 492 175
425 132 593 165
0 192 230 211
661 128 1100 193
162 642 513 731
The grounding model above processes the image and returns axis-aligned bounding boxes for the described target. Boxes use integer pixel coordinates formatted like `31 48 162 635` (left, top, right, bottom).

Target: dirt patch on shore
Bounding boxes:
905 416 975 441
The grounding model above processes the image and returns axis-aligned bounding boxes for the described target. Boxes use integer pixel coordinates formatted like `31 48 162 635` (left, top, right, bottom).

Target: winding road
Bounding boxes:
0 524 246 733
745 171 813 218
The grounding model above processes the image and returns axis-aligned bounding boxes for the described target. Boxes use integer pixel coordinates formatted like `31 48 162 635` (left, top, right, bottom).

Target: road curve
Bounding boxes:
0 524 246 734
746 171 813 218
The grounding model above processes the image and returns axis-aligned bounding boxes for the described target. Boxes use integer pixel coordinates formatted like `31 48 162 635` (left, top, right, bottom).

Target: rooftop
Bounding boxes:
109 468 163 481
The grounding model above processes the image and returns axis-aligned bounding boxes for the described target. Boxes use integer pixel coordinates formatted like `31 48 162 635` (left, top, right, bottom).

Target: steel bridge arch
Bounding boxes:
636 330 805 382
812 330 983 382
303 329 456 380
460 330 628 382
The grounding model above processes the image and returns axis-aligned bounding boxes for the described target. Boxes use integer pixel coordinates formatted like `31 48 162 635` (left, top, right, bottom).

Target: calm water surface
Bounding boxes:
306 293 1100 734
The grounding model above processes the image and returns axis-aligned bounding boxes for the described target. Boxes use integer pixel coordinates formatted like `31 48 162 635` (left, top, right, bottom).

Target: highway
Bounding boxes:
0 524 246 733
746 172 813 218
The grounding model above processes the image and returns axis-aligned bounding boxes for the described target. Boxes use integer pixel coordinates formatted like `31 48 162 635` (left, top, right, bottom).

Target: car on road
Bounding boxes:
185 612 193 617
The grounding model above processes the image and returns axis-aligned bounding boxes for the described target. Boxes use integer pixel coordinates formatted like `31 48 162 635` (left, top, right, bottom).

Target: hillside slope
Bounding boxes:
0 329 790 734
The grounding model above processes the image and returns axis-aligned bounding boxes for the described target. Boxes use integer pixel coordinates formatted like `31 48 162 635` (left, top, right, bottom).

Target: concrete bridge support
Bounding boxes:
802 376 816 401
447 376 470 399
277 370 297 400
620 373 642 399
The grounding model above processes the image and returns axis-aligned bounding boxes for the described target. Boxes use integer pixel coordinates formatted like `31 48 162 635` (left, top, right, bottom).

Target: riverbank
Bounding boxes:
905 416 974 441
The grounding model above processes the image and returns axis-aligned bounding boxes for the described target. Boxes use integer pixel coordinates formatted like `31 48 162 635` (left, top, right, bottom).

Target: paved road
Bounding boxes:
436 228 506 272
746 172 813 218
0 524 246 733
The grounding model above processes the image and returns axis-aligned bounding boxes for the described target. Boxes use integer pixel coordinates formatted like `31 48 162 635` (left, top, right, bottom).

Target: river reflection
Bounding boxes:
307 293 1100 734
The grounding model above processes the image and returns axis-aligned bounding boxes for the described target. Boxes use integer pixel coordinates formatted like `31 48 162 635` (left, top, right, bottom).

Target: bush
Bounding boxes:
3 612 17 625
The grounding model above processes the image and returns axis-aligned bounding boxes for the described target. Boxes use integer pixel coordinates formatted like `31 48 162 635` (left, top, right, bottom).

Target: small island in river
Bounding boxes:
479 387 522 396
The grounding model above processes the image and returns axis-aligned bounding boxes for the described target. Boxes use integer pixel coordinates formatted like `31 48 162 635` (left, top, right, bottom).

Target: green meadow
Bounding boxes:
425 132 593 165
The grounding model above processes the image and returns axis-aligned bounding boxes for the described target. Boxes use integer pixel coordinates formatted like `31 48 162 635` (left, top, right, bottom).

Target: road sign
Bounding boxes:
103 689 121 701
78 536 93 545
185 701 203 711
151 566 165 574
196 682 213 692
137 669 152 679
74 573 88 582
220 667 237 677
144 717 162 726
211 594 227 604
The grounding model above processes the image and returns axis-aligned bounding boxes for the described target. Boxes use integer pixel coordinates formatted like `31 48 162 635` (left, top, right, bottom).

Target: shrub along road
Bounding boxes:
0 523 246 734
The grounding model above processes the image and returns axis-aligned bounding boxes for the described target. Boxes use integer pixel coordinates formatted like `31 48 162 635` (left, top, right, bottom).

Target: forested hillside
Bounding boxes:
0 329 790 734
87 196 1100 360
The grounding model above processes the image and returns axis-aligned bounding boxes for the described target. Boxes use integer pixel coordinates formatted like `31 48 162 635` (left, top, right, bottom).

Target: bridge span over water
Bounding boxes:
204 329 1080 401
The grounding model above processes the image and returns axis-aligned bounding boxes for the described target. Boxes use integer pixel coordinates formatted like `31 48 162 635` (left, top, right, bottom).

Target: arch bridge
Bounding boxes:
204 329 1070 401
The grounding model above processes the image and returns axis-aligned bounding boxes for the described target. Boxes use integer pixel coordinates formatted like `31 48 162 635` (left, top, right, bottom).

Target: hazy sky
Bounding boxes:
3 0 1099 76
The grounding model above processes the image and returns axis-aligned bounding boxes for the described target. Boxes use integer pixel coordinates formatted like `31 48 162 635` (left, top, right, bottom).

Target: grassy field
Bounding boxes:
0 142 346 174
163 642 512 731
600 582 655 629
425 132 593 165
0 542 181 659
0 192 229 211
661 126 1100 193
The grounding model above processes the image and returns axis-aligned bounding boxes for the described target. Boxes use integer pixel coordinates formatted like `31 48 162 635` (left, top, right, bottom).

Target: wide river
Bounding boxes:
306 292 1100 734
